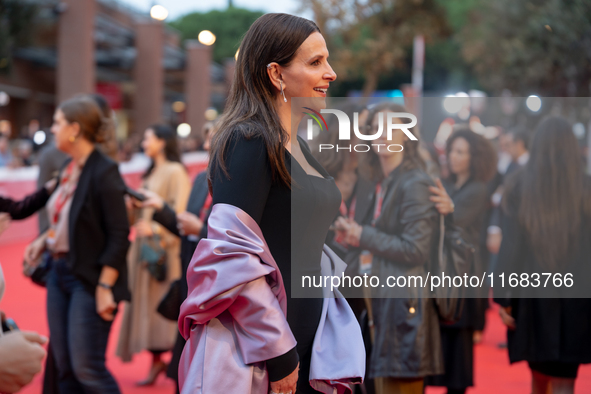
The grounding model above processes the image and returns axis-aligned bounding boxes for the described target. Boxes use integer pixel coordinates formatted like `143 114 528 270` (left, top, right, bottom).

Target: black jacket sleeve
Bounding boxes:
152 204 180 237
211 134 298 381
359 176 438 266
96 163 130 271
0 187 50 220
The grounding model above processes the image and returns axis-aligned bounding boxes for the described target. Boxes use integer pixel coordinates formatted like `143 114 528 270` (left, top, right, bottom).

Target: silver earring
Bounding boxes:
280 80 287 103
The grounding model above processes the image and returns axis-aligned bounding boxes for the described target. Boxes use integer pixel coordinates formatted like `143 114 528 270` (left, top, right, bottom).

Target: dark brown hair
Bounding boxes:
90 93 119 161
445 126 497 183
358 102 425 183
208 13 320 191
59 95 113 144
507 116 591 271
142 124 183 179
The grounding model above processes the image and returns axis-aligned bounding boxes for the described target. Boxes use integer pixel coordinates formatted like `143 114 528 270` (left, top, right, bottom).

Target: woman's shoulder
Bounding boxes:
215 130 270 172
163 160 187 176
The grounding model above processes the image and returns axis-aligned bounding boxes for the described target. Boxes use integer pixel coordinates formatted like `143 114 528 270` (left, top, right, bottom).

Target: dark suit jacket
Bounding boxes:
65 149 131 302
0 187 50 220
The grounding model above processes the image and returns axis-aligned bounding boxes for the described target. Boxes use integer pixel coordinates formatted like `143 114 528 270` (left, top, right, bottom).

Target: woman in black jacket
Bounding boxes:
494 116 591 394
427 127 497 394
24 95 130 394
335 102 443 394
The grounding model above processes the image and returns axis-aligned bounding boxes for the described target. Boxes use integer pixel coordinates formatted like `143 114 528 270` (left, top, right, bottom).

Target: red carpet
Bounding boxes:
1 240 589 393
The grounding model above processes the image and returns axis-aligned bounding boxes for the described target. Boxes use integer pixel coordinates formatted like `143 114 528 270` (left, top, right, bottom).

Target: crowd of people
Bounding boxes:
0 11 589 394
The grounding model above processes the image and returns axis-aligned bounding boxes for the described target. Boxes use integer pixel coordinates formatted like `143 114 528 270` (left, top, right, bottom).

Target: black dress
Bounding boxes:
494 174 591 378
210 133 341 392
427 178 489 391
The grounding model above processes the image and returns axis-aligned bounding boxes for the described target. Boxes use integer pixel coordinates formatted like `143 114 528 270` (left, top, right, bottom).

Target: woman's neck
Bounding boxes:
70 140 94 167
379 153 404 179
153 152 166 168
455 172 470 188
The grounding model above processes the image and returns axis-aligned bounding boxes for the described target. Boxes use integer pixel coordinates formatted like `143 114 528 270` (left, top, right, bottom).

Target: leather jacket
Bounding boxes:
358 166 443 378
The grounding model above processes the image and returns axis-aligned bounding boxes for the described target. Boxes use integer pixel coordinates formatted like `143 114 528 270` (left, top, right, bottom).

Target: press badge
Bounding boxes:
359 250 373 275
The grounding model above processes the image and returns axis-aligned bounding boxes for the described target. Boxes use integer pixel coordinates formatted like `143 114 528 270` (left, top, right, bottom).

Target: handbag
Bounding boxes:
431 214 475 323
23 251 53 288
139 235 167 282
157 279 182 321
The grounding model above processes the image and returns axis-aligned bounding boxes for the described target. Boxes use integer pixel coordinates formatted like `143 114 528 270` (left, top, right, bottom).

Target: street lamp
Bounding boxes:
150 5 168 21
198 30 216 46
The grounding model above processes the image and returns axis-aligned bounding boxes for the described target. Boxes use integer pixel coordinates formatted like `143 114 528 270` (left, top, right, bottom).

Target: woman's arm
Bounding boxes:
96 163 130 273
0 185 53 220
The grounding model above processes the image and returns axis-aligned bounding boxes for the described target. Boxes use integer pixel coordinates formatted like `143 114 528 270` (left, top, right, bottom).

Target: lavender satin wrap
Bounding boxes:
179 203 365 394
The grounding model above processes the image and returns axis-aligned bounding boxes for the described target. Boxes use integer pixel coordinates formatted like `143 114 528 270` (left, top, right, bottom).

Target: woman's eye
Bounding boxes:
312 60 320 66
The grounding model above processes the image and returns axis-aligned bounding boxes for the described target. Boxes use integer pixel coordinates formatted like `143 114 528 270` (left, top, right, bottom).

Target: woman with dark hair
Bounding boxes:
23 95 130 393
116 124 190 385
426 126 497 394
334 102 443 394
179 13 365 394
495 116 591 394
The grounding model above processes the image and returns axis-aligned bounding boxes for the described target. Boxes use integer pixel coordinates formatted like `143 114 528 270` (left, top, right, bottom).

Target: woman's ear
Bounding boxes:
71 122 81 138
266 62 283 93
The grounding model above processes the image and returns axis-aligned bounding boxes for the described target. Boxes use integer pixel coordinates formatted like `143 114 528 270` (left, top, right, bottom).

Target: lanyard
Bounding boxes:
52 161 77 225
339 196 357 220
371 182 385 226
199 193 212 222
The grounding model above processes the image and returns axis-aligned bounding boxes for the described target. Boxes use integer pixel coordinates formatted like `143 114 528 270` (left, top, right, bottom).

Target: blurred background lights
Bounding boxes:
150 5 168 21
198 30 216 46
526 95 542 112
204 107 218 121
177 123 191 137
0 91 9 106
443 95 462 114
172 101 186 113
573 122 585 139
33 130 46 145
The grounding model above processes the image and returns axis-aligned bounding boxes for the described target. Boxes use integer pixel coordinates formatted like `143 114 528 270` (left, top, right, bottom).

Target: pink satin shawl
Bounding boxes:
178 203 365 393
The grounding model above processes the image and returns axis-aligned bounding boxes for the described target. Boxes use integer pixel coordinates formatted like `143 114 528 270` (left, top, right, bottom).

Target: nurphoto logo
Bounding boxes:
304 107 419 153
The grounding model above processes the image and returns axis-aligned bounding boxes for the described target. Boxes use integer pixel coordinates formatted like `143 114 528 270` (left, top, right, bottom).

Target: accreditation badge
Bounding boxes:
359 250 373 275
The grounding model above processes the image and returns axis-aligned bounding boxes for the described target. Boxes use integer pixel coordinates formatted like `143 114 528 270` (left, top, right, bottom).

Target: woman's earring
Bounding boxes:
69 135 76 143
280 80 287 103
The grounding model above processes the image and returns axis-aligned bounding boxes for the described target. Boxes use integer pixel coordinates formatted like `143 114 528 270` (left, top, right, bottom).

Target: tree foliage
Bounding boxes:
169 7 264 64
299 0 449 96
459 0 591 96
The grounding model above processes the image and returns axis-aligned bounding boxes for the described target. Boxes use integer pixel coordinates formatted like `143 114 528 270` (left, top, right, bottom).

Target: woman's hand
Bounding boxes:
95 286 116 321
134 219 154 238
0 213 11 236
333 217 363 247
177 211 203 236
499 306 515 330
23 234 46 267
269 363 299 394
429 178 454 216
138 188 164 211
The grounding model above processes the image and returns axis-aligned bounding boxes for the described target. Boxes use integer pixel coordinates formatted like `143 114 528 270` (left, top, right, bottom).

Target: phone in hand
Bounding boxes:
125 187 147 202
1 318 19 332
